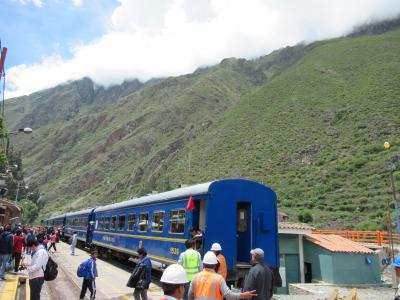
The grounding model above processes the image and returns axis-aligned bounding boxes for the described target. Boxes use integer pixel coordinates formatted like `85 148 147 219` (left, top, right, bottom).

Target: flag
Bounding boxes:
186 195 195 210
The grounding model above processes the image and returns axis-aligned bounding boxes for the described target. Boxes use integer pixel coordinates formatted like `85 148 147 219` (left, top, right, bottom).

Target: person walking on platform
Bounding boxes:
22 240 49 300
178 240 202 299
189 251 257 300
133 247 152 300
160 264 189 300
210 243 227 280
243 248 274 300
0 226 13 280
13 229 25 273
79 250 98 300
71 231 78 255
48 232 57 252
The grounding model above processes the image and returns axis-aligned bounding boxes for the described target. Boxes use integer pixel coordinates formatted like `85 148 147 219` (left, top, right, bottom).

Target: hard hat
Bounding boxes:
160 264 189 284
210 243 222 251
394 256 400 268
203 251 218 265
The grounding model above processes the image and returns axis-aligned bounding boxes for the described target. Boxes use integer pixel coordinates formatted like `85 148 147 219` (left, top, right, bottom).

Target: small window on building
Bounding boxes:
138 213 149 232
152 211 165 232
118 215 126 231
169 209 186 234
111 216 117 230
237 209 247 232
128 214 136 231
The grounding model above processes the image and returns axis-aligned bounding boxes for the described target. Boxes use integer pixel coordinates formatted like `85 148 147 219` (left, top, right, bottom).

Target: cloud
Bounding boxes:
17 0 43 7
6 0 400 98
71 0 83 7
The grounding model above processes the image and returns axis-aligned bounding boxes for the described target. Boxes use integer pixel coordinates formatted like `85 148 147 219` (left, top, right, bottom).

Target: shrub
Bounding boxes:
298 211 313 223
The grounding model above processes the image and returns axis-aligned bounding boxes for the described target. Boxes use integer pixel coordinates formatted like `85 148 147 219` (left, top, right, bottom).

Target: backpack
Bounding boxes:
43 256 58 281
77 259 91 278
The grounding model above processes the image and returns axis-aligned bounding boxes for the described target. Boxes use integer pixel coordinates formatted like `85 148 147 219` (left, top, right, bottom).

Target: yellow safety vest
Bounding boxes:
182 249 201 281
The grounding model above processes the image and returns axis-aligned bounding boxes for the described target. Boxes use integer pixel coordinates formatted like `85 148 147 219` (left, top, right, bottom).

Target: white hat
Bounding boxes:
210 243 222 251
250 248 264 258
203 251 218 265
160 264 189 284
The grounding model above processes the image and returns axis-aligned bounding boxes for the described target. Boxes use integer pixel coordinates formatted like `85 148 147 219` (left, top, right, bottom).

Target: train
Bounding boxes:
43 178 280 285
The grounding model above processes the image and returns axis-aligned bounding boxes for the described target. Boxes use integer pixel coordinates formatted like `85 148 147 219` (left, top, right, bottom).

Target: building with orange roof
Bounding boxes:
303 233 380 284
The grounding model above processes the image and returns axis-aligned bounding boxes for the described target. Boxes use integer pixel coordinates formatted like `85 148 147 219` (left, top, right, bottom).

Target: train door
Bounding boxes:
237 202 252 263
191 199 206 251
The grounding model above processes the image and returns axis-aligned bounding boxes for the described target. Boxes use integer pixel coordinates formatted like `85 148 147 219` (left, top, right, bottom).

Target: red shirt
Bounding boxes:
13 235 25 253
50 234 57 243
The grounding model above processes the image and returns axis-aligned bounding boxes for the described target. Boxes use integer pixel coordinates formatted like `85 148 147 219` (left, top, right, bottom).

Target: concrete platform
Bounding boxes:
47 241 164 299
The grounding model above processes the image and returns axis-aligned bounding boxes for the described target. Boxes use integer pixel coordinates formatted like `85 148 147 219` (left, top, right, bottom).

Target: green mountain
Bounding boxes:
6 23 400 230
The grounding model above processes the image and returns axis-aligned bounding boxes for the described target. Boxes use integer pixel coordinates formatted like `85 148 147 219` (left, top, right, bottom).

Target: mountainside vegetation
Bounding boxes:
5 20 400 230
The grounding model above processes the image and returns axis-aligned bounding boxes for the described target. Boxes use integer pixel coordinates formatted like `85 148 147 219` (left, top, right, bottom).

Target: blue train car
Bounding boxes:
45 214 66 228
64 208 95 244
90 179 279 283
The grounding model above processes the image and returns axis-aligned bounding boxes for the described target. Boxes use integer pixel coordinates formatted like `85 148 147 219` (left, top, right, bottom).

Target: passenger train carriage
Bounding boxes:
44 179 280 284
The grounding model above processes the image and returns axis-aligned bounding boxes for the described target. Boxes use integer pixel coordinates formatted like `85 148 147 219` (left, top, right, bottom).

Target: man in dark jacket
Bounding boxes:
243 248 274 300
0 226 13 280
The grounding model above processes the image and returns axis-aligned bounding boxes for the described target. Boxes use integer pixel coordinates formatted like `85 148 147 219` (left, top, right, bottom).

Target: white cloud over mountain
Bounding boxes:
6 0 400 98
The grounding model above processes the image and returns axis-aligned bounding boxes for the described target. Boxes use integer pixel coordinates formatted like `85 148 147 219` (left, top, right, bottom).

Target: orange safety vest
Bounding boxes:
192 269 223 300
217 254 227 280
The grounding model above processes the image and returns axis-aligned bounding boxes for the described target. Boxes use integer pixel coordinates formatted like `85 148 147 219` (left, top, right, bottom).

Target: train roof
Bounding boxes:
95 181 213 213
65 208 94 218
47 214 65 220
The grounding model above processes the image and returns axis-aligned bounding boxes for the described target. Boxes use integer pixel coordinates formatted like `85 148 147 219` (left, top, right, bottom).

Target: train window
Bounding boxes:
138 213 149 232
104 217 110 230
237 209 247 232
169 209 186 234
128 214 136 231
151 211 165 232
111 216 117 230
97 217 102 230
118 215 126 231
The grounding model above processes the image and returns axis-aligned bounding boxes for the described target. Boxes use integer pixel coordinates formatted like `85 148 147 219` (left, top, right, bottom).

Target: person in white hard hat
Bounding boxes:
210 243 227 280
189 251 257 300
160 264 189 300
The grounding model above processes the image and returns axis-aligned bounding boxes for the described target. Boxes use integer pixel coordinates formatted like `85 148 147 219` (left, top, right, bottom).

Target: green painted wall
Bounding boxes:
278 234 301 294
303 240 380 284
304 241 333 282
279 234 300 254
332 253 380 284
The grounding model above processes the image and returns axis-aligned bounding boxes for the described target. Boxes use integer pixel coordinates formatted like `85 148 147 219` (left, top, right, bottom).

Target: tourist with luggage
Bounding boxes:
129 247 152 300
78 249 98 300
22 239 49 300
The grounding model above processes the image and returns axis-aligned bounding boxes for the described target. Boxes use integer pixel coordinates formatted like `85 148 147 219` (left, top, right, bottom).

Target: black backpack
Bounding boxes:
43 256 58 281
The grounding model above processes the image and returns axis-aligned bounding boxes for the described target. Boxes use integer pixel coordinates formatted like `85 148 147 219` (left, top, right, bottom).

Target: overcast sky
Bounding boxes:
1 0 400 98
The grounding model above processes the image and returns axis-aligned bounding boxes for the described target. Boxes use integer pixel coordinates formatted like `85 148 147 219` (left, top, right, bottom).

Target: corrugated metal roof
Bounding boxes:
279 222 314 231
305 234 374 254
